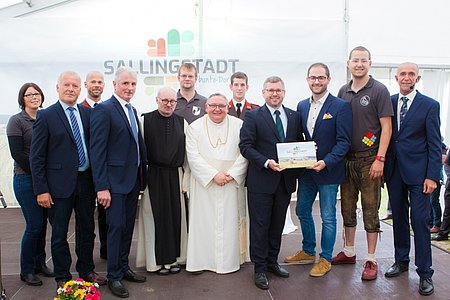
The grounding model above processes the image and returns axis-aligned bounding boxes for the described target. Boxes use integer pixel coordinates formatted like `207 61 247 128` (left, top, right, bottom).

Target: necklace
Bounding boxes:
205 116 229 148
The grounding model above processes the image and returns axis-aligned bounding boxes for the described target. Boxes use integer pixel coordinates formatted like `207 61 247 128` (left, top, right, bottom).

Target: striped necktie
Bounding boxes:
274 110 285 142
67 107 86 168
399 96 409 126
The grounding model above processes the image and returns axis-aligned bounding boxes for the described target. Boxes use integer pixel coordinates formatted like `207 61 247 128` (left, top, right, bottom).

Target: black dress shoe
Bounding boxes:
385 262 408 278
108 280 129 298
156 267 170 275
20 273 42 286
254 272 269 290
267 264 289 278
169 265 181 274
419 277 434 296
81 271 107 286
432 234 448 241
35 264 55 277
123 269 146 283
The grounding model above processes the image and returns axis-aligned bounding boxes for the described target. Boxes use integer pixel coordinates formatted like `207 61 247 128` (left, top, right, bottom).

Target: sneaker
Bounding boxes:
284 250 315 264
361 260 378 280
310 258 331 277
331 251 356 265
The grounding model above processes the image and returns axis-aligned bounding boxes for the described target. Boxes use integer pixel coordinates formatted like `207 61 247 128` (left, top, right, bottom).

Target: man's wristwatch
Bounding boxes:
376 155 385 162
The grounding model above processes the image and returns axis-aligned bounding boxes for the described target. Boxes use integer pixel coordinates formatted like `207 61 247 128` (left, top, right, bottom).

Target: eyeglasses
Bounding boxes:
264 89 285 94
307 76 328 82
158 98 177 105
179 74 195 79
207 104 227 109
24 93 41 98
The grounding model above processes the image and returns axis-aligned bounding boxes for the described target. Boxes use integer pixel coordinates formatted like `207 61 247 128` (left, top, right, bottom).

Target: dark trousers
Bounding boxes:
248 178 291 273
13 174 48 274
106 180 140 281
439 182 450 236
48 171 96 282
97 203 108 257
387 165 433 279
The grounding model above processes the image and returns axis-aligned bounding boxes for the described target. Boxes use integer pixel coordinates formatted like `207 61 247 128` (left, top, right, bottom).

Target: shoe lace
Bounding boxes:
364 261 376 270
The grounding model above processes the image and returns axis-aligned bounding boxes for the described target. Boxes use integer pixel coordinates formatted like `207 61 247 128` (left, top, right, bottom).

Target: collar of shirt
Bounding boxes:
398 90 417 105
266 104 288 132
232 99 246 110
85 97 102 107
177 89 201 102
346 75 374 93
309 91 329 105
59 100 77 111
114 94 133 121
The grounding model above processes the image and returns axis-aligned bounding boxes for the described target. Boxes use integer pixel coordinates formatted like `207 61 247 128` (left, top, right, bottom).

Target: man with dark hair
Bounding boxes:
285 63 352 278
240 76 303 290
174 63 207 124
227 71 259 120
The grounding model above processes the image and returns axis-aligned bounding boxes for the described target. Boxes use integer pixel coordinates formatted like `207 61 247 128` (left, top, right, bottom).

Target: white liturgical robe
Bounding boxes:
186 115 249 274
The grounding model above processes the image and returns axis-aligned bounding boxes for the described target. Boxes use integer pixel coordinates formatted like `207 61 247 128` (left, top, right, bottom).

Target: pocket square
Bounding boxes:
323 112 333 120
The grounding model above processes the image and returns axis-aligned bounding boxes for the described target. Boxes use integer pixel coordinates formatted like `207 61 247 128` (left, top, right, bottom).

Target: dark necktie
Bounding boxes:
274 110 285 142
67 107 86 168
93 102 98 107
399 96 409 126
236 103 242 118
126 103 140 165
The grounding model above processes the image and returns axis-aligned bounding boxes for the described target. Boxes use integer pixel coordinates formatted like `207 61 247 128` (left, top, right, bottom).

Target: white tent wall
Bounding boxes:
0 0 348 205
348 0 450 146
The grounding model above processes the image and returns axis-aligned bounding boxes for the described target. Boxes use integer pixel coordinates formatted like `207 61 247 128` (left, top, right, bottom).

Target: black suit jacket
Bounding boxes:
31 101 92 198
239 104 303 194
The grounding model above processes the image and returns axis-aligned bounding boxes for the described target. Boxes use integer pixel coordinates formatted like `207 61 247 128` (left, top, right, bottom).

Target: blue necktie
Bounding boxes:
399 96 409 126
126 103 140 165
274 110 285 142
67 107 86 168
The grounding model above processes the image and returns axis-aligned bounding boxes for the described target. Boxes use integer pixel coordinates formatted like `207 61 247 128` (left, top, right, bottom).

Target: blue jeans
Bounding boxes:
13 174 48 274
296 172 338 262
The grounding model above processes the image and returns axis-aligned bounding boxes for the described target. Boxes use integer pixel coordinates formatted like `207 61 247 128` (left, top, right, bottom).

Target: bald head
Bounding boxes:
156 86 177 117
395 62 421 95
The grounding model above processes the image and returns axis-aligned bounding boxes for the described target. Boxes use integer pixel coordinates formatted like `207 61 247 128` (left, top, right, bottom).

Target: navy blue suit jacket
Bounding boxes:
239 104 303 194
90 96 147 194
384 91 441 184
31 101 92 198
297 94 352 184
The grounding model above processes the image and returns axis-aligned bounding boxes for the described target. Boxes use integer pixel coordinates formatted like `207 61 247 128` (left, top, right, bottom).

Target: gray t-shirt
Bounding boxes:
338 76 393 152
174 90 207 124
6 110 35 175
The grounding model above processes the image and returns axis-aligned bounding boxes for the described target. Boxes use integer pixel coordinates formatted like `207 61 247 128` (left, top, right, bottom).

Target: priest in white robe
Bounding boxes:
186 93 249 274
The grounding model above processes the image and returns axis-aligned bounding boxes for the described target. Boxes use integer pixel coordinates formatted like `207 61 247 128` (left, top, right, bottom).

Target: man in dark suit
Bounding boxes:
80 70 108 260
31 70 106 288
90 67 147 298
227 71 259 120
239 76 303 290
285 63 352 277
384 62 441 296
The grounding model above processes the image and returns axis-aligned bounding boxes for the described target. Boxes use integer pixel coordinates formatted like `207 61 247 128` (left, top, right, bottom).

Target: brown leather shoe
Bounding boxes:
81 271 107 286
430 226 440 233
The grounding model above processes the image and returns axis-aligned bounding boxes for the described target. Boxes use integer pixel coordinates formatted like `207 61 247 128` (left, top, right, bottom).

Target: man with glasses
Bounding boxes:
332 46 393 281
239 76 303 290
185 93 248 274
228 71 259 120
284 63 352 277
136 87 187 275
174 63 207 124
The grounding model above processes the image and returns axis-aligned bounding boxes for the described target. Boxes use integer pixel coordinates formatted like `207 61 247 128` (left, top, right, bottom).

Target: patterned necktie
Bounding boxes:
274 110 285 142
399 96 409 126
67 107 86 168
126 103 140 165
236 103 242 118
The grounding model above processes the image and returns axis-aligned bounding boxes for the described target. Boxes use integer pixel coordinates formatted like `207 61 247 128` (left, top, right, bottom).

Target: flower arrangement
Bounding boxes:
54 278 101 300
